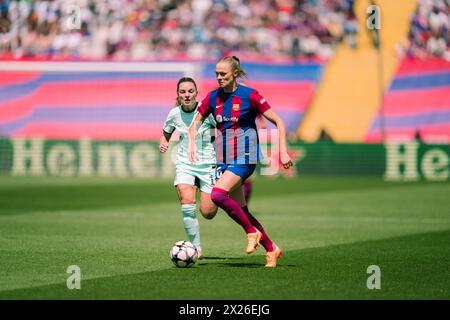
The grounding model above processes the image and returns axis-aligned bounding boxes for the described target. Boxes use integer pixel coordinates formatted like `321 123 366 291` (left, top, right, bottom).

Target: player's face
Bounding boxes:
177 82 198 109
216 62 237 91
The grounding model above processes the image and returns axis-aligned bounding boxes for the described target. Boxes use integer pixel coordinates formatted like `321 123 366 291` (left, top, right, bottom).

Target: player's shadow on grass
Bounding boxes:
200 260 267 268
200 256 297 268
199 256 264 268
213 261 296 268
218 262 263 268
201 256 243 260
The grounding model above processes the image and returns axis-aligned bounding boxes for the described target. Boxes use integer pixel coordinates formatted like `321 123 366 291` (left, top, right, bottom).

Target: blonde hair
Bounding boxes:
218 56 248 79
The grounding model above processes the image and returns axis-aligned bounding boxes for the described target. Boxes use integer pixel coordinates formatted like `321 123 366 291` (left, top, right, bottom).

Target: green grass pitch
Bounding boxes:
0 175 449 299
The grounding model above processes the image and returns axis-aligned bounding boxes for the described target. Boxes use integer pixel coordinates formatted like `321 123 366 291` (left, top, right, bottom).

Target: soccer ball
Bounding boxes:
170 241 198 268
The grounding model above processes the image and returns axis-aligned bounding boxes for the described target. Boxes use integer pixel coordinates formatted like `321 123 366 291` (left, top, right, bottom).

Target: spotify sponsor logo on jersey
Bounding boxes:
216 115 238 123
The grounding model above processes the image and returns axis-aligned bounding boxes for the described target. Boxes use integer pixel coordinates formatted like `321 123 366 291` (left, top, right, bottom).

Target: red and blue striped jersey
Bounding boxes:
198 85 271 164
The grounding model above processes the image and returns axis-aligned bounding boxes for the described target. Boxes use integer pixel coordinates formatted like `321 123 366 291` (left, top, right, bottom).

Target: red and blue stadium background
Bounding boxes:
366 58 450 143
0 62 323 141
0 58 449 142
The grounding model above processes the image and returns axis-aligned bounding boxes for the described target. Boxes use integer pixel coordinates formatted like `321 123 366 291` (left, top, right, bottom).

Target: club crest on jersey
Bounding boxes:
216 115 223 123
232 103 240 111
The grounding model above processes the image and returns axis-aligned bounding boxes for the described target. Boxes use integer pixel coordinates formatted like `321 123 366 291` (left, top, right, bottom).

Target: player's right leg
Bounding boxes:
199 191 218 220
228 165 281 265
229 186 282 267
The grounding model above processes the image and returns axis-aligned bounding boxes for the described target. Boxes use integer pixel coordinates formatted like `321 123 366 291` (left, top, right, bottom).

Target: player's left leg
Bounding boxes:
243 178 252 204
265 245 282 268
176 184 201 249
236 203 275 253
197 164 218 220
196 190 217 260
230 182 282 267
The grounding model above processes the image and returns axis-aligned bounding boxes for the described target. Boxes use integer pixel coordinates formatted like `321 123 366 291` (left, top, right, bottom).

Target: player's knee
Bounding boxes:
200 205 218 220
210 187 227 205
180 194 196 204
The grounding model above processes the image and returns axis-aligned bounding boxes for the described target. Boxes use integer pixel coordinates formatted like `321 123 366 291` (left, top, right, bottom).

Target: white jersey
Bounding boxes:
163 103 216 165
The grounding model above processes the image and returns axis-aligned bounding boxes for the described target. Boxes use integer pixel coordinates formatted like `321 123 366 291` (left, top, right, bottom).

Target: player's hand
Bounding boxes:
159 142 169 153
281 152 293 169
188 142 198 163
259 154 272 167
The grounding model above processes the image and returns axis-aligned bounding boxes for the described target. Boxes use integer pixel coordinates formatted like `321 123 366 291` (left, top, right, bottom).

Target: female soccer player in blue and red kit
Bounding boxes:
188 56 293 267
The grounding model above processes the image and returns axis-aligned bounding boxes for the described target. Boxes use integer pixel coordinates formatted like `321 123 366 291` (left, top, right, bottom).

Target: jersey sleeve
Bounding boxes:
197 92 213 117
162 110 176 134
207 113 217 128
250 90 271 114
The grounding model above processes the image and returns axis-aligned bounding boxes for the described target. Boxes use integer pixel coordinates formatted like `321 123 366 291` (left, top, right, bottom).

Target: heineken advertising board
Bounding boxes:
0 138 448 181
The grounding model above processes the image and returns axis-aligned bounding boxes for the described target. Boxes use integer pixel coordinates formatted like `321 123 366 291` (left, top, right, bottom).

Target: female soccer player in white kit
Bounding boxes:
159 77 218 258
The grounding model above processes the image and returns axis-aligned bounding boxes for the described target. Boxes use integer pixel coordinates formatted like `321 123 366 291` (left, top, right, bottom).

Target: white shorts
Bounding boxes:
174 163 216 193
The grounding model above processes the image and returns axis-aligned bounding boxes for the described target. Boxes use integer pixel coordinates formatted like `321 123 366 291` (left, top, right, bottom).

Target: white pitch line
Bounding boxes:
276 215 450 225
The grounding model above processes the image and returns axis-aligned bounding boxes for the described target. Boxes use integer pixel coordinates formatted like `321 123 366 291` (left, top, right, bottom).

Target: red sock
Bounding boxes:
241 205 274 252
211 188 257 234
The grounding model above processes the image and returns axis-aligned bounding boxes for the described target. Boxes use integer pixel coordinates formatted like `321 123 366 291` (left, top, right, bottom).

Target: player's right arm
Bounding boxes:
159 131 172 153
160 109 176 153
188 93 212 163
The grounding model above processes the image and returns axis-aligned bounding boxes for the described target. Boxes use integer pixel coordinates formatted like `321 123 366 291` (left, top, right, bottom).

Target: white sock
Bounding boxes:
181 204 201 247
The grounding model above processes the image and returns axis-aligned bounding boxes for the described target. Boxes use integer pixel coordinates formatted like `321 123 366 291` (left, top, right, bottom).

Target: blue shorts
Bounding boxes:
216 163 256 183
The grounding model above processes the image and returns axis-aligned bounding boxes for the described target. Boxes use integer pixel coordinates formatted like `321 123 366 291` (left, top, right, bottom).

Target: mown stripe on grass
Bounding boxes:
1 230 448 300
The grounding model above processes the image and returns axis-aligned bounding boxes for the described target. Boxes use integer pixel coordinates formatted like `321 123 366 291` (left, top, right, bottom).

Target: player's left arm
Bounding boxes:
188 112 207 163
188 94 212 163
261 109 293 169
250 91 293 169
256 113 267 129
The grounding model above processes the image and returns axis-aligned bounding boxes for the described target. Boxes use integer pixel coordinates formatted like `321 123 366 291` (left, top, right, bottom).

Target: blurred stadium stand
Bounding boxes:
0 0 358 61
396 0 449 60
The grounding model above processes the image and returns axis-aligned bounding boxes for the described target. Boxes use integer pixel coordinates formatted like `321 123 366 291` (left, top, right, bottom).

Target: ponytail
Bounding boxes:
218 56 248 79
